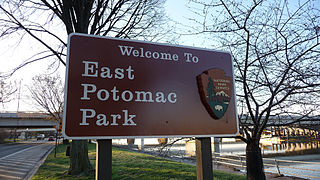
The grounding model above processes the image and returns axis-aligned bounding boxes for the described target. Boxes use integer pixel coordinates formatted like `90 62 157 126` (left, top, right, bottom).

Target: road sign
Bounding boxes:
63 33 238 139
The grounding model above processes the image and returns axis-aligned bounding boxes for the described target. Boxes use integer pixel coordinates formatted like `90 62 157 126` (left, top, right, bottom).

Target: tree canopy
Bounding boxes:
0 0 173 76
188 0 320 179
28 74 63 121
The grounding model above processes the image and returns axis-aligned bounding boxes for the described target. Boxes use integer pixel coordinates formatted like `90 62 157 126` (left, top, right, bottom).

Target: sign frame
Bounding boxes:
62 33 239 140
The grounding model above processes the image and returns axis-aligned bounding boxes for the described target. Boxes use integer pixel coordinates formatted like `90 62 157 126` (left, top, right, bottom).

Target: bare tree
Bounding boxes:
188 0 320 179
0 79 17 105
0 79 17 143
28 74 64 157
0 78 17 143
0 0 173 77
0 0 172 176
28 74 63 121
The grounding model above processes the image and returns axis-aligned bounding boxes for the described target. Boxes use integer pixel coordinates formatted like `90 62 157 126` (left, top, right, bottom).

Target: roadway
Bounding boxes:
0 141 54 180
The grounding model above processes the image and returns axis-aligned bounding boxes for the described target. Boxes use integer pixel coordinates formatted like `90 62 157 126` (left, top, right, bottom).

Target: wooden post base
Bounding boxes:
196 137 213 180
96 139 112 180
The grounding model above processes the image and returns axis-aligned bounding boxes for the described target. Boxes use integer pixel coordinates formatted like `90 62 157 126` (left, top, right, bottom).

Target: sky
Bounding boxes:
1 0 318 116
0 30 66 111
0 0 205 112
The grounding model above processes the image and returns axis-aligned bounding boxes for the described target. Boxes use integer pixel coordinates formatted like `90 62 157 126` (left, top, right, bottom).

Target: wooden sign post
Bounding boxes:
196 137 213 180
62 33 238 179
96 139 112 180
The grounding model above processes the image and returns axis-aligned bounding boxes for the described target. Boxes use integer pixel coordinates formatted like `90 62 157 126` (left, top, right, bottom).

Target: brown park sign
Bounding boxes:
62 33 239 139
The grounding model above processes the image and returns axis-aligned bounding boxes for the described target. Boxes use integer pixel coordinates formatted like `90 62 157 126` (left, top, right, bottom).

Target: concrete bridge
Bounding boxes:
0 112 57 128
241 115 320 130
1 111 319 131
239 115 320 140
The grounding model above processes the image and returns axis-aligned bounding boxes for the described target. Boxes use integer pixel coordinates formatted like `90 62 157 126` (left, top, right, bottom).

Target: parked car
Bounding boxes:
37 134 45 140
48 136 55 141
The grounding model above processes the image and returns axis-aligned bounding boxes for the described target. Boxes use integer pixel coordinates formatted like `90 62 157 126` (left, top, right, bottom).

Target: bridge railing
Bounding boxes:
0 112 57 120
213 152 320 179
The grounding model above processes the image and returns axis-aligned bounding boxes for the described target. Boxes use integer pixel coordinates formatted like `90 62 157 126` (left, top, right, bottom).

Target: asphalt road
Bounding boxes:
0 141 54 180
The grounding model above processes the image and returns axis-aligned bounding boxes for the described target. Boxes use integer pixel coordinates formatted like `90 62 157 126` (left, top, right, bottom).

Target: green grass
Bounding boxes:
32 143 246 180
3 138 24 143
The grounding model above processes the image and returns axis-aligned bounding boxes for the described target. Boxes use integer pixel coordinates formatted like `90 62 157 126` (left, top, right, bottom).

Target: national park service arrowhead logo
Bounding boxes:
197 69 233 120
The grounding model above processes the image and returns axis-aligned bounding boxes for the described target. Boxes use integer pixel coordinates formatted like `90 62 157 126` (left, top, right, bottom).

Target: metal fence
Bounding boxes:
213 152 320 179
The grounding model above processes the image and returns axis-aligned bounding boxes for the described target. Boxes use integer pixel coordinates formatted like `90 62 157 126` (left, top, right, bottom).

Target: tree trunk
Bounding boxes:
158 138 168 145
127 138 135 145
246 140 266 180
69 140 93 175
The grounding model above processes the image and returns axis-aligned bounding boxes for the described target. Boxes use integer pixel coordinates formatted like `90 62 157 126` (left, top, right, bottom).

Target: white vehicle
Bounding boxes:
37 134 45 140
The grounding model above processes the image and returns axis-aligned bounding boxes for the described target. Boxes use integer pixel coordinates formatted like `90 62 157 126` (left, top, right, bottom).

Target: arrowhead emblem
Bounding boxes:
196 69 233 120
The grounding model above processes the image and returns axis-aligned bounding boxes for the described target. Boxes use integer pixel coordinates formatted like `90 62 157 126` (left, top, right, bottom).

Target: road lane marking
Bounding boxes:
0 144 44 161
0 174 21 179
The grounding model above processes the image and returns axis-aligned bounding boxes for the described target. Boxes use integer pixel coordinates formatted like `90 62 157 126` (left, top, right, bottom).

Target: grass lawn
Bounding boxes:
32 143 246 180
4 138 24 143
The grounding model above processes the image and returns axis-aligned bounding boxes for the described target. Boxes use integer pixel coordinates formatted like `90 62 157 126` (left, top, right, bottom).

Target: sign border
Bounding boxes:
62 33 239 139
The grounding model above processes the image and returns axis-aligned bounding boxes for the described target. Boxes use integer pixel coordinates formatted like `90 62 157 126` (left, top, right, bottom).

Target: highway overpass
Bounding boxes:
0 112 57 128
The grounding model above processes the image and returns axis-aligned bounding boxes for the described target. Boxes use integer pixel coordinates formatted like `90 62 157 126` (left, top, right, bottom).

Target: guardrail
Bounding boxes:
213 152 320 179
